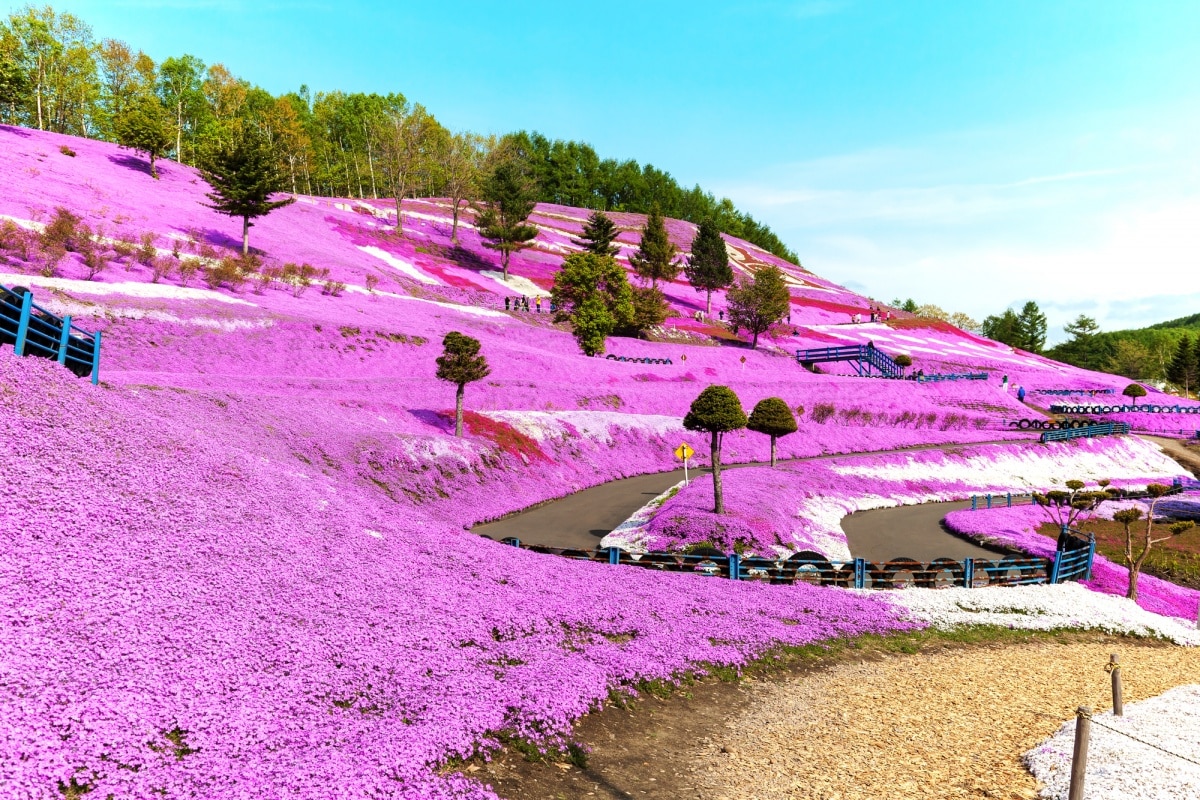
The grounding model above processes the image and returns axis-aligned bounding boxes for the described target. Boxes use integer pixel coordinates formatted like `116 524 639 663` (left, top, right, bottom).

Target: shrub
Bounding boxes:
150 256 174 284
894 354 913 368
747 397 797 467
281 263 318 297
0 219 31 260
253 265 282 294
177 257 201 286
322 280 346 297
58 145 76 157
365 273 380 293
136 232 158 266
111 234 137 261
41 207 84 253
810 403 836 424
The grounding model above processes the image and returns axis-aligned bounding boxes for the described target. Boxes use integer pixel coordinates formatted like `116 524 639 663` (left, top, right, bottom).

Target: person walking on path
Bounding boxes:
1017 386 1026 403
535 296 542 313
505 297 511 311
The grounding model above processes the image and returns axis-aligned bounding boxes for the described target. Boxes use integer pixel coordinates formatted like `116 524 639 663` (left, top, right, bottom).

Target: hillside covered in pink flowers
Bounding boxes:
3 127 1199 798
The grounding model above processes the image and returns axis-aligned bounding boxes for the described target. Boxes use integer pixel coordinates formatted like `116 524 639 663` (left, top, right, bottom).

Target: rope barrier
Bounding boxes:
1078 708 1200 768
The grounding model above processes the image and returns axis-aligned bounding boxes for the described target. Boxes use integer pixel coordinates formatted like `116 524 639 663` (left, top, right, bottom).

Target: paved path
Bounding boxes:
473 439 1028 559
839 500 1009 561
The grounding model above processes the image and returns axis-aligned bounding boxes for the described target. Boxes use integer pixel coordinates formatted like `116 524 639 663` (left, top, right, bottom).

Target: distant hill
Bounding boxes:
1149 312 1200 330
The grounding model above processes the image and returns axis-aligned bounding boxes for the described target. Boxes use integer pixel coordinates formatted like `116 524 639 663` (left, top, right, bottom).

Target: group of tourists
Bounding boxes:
850 306 891 324
504 295 553 314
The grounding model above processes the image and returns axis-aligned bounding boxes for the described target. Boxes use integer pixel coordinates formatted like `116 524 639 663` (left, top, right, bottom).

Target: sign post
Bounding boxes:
674 442 694 485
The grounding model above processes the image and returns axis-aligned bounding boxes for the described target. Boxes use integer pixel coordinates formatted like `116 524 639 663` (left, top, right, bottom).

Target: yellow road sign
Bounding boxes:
674 443 694 460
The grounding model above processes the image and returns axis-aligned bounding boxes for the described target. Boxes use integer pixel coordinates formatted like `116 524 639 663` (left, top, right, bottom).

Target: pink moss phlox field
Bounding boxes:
944 505 1200 621
2 128 1197 797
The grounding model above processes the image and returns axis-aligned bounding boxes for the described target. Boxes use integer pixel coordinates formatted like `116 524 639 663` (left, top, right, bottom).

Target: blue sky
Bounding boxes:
28 1 1200 340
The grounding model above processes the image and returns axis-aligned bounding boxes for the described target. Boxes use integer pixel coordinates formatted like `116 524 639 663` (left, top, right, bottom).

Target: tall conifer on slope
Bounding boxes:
684 218 733 315
476 160 538 281
436 331 491 437
1166 335 1197 397
629 205 678 288
574 210 620 256
200 128 294 256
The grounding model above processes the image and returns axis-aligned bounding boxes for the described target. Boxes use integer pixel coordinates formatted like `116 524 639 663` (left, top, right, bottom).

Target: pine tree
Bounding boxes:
200 128 294 256
476 161 538 281
725 265 791 348
981 309 1022 348
1015 301 1048 353
550 252 635 355
435 331 491 437
747 397 797 468
682 386 747 514
114 96 172 179
1166 335 1197 397
629 205 678 287
684 218 733 315
574 210 620 256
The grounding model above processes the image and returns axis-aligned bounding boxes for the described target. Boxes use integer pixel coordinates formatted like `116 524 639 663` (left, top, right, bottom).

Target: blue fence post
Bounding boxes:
90 330 101 386
963 558 974 588
607 547 619 565
986 494 992 509
971 496 977 511
728 552 740 580
1006 493 1012 508
1049 554 1061 584
1084 535 1096 581
854 558 865 589
56 315 72 365
13 290 32 356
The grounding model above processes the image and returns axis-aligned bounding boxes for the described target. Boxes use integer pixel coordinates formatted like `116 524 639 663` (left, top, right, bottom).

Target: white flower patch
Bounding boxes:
478 271 550 297
357 245 440 285
599 480 687 550
830 439 1184 490
1025 685 1200 799
483 410 684 445
341 284 509 319
0 273 256 305
874 582 1200 645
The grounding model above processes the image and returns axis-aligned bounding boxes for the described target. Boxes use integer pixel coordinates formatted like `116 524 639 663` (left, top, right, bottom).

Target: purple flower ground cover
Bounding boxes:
945 505 1200 621
2 127 1197 797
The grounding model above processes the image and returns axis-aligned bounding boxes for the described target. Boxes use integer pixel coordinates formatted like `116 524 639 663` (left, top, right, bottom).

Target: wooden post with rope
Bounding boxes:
1107 654 1123 716
1068 706 1091 800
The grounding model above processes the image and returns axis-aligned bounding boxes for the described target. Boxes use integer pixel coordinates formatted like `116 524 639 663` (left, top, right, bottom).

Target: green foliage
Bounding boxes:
683 385 747 435
574 209 619 256
747 397 797 467
725 265 791 348
628 204 678 287
550 252 634 355
1166 335 1198 395
475 160 538 280
981 303 1047 353
114 95 172 178
981 309 1021 348
893 354 913 368
200 127 294 255
1122 383 1147 403
1045 314 1111 371
684 218 733 314
436 331 491 438
627 285 668 334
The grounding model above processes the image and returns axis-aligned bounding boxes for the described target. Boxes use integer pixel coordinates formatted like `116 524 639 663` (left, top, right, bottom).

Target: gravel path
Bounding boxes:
689 640 1200 799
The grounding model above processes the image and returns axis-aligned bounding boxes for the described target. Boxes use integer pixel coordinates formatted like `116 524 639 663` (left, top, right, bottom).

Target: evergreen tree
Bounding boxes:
1015 301 1048 353
1166 335 1197 397
550 252 635 355
476 160 538 281
574 209 620 256
981 309 1022 348
725 265 791 348
200 127 294 256
435 331 491 437
682 385 747 514
684 218 733 315
629 205 678 287
114 95 172 178
1049 314 1110 370
747 397 797 468
627 285 669 335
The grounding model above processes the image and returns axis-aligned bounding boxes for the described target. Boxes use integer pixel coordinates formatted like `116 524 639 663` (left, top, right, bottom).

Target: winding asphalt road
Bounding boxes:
472 439 1026 560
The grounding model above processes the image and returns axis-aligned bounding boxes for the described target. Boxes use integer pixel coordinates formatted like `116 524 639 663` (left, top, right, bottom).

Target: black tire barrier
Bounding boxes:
1019 419 1031 429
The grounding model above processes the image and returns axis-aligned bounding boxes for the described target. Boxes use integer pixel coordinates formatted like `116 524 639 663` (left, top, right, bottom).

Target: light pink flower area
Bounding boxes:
945 505 1200 621
0 127 1195 797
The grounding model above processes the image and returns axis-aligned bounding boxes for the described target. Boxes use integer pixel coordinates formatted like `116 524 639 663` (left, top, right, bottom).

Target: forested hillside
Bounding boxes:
0 5 796 262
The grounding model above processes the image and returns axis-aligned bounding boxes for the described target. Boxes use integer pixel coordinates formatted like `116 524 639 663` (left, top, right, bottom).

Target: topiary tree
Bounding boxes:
1032 479 1114 533
683 385 747 514
551 252 634 355
574 209 620 256
1122 383 1147 405
893 354 913 374
201 127 295 255
436 331 491 437
1112 483 1194 602
747 397 797 467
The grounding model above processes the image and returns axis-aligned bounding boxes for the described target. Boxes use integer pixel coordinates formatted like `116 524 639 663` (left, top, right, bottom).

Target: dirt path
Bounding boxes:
691 639 1200 799
471 635 1200 799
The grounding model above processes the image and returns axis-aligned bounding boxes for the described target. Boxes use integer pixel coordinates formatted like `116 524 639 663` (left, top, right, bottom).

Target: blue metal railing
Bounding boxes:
1051 403 1200 415
908 372 989 383
796 344 903 379
1040 422 1130 443
486 537 1094 589
1 285 101 384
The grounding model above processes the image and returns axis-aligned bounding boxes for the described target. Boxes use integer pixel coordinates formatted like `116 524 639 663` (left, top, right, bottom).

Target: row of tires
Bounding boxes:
1010 418 1105 431
605 355 674 365
1051 404 1200 415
